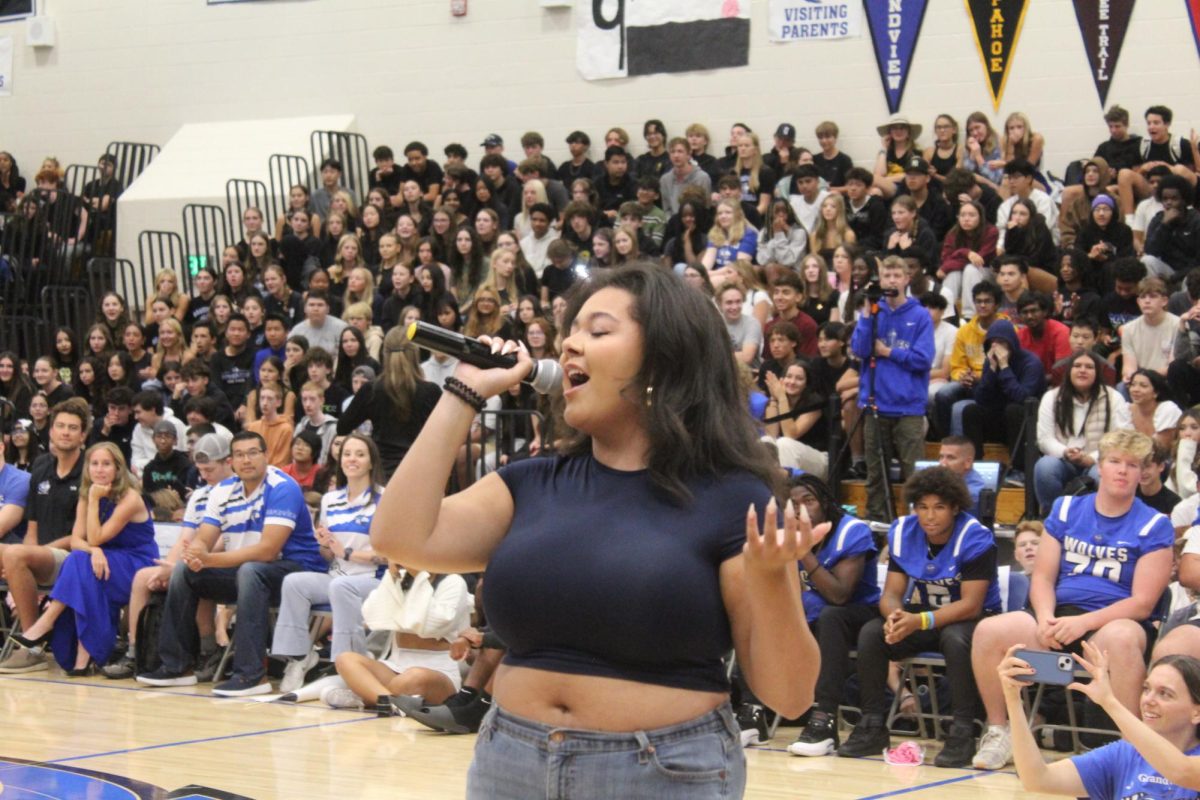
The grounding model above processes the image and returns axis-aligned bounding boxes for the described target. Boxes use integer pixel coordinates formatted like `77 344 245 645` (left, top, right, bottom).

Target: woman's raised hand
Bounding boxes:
997 643 1035 696
744 498 830 576
1069 639 1116 707
455 336 535 399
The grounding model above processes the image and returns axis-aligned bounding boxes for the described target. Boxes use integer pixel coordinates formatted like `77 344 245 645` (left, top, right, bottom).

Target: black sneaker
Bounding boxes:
787 709 839 756
848 462 869 480
837 715 891 758
934 722 977 768
406 692 491 735
735 703 775 747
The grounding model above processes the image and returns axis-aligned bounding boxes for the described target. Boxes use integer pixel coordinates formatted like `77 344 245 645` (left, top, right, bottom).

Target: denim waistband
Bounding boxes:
484 702 740 754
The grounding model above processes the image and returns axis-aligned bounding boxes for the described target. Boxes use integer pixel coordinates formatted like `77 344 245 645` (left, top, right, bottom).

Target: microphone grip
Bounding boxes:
406 321 518 370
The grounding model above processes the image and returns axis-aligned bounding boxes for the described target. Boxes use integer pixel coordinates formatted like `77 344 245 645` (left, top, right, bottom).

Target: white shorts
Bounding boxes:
380 647 462 691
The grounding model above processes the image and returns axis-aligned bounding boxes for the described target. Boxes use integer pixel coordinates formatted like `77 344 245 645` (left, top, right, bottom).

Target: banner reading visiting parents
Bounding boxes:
578 0 750 80
966 0 1030 110
864 0 929 114
768 0 862 42
1073 0 1135 107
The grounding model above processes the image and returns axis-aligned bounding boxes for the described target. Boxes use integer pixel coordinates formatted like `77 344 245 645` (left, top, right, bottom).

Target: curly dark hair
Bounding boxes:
903 465 971 512
560 261 778 505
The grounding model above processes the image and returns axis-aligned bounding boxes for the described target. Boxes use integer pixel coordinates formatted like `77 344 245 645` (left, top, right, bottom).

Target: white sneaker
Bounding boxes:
278 649 319 694
972 724 1012 770
320 685 364 710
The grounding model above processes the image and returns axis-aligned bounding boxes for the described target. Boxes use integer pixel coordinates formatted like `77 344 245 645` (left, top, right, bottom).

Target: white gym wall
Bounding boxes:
0 0 1196 207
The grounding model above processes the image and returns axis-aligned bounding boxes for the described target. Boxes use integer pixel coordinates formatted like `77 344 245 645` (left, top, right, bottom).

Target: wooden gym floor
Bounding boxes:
0 669 1068 799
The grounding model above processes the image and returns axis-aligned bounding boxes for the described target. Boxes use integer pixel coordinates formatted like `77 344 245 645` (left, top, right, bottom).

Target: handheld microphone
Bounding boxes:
405 321 563 395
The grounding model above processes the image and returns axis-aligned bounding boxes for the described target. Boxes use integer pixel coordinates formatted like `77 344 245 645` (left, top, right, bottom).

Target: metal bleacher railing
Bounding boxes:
310 131 370 200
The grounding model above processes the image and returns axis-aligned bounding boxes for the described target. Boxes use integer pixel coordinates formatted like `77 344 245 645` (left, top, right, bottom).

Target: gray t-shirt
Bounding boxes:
725 314 762 368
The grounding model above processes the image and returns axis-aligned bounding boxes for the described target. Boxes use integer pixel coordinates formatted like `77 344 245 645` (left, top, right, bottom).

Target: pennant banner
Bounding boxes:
578 0 750 81
1073 0 1135 107
864 0 929 114
965 0 1030 110
768 0 862 42
1187 0 1200 63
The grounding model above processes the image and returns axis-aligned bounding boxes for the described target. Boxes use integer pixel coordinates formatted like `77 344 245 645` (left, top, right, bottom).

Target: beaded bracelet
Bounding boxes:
444 377 485 413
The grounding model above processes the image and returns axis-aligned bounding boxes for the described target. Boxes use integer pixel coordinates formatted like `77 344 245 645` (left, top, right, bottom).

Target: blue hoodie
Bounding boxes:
850 295 934 416
973 318 1045 410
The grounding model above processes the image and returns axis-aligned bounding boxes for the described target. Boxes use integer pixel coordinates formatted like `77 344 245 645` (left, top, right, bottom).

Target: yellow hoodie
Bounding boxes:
949 314 1009 381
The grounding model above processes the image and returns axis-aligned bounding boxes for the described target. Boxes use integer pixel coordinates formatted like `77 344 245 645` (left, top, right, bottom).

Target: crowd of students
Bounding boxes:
5 105 1200 796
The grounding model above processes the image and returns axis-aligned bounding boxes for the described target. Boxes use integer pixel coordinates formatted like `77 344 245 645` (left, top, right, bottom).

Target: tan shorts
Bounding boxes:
46 547 68 584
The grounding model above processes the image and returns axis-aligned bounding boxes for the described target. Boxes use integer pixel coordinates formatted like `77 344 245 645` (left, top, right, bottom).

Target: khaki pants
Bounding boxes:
863 413 924 522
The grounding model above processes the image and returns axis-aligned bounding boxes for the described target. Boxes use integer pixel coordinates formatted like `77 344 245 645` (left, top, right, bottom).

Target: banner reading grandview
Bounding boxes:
578 0 750 80
768 0 862 42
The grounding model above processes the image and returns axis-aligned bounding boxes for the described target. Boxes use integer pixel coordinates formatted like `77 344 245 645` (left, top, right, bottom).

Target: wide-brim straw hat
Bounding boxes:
877 114 923 140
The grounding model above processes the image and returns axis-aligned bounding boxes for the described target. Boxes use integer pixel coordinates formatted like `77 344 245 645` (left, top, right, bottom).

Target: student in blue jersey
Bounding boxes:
1001 640 1200 799
271 433 386 694
785 474 881 758
837 466 1000 768
970 429 1174 771
136 430 327 697
8 443 157 675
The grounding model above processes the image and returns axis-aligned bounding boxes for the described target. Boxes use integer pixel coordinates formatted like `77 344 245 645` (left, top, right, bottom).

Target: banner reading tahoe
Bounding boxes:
768 0 863 42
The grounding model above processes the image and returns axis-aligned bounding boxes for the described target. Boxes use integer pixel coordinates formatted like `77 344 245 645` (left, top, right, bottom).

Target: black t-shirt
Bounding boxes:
45 382 74 407
323 383 351 417
397 161 445 193
596 173 637 213
813 152 855 187
740 165 777 202
369 167 403 196
142 450 192 498
635 151 671 179
1094 136 1143 172
24 452 83 545
557 159 595 185
210 347 255 407
1098 291 1141 333
540 264 579 301
1138 484 1182 516
89 418 135 464
1146 138 1194 168
336 379 441 476
810 357 851 398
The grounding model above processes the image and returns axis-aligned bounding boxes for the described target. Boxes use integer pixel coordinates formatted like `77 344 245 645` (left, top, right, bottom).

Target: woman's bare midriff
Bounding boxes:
491 664 728 731
394 632 451 651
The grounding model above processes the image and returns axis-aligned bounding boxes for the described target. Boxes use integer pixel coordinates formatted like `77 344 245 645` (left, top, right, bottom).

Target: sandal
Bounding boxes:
898 689 919 719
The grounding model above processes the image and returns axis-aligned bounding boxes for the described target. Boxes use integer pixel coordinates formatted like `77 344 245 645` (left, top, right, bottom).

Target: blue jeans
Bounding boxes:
1034 455 1099 515
158 559 305 682
466 703 746 800
933 382 972 438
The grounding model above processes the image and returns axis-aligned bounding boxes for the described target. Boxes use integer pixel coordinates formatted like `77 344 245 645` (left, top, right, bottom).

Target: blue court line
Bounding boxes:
43 714 376 765
854 771 988 799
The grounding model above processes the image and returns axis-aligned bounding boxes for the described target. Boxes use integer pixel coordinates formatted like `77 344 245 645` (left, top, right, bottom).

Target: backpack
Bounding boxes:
134 592 167 675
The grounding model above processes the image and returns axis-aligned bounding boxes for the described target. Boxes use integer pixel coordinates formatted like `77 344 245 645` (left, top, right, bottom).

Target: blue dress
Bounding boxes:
49 495 158 669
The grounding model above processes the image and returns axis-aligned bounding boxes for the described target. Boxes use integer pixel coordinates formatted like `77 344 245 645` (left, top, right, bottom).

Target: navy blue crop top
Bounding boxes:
486 454 774 693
